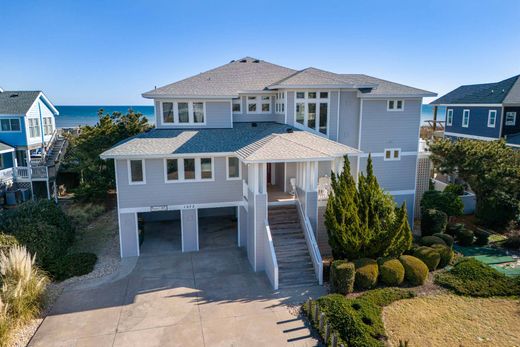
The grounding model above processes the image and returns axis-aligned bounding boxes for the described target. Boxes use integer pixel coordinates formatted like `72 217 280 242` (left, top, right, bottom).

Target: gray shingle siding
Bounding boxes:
116 157 243 209
360 99 421 153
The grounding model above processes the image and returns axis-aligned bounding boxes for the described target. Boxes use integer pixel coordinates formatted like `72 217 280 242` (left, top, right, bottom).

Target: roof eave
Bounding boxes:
268 84 377 90
142 92 236 99
360 92 437 98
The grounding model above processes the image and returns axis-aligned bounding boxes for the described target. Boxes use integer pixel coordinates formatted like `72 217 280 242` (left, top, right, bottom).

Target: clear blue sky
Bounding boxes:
1 0 519 105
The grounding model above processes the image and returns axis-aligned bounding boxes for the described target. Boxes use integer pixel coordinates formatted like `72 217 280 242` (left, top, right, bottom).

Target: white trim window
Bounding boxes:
275 92 285 114
43 117 53 135
0 118 21 132
384 148 401 161
164 157 214 182
128 159 146 185
387 100 404 111
446 109 453 126
487 110 497 128
161 101 206 125
294 91 329 135
247 96 271 114
462 109 470 128
505 112 517 126
226 156 241 180
232 98 242 113
28 118 41 138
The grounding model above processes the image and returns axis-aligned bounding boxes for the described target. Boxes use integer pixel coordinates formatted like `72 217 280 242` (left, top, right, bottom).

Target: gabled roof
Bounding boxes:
0 91 59 115
100 122 359 162
431 75 520 105
142 57 436 98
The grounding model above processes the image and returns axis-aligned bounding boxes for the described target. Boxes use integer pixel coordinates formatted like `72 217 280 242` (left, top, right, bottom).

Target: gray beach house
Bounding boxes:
101 57 435 289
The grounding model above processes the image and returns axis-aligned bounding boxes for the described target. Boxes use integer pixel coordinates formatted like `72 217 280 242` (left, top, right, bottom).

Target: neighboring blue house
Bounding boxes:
431 75 520 148
0 89 66 201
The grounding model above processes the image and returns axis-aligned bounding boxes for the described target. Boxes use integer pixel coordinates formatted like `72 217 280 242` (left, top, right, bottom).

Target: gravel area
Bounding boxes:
9 210 121 347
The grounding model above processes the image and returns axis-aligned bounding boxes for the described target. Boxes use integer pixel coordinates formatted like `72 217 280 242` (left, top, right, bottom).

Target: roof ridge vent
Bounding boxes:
252 59 260 63
239 59 247 63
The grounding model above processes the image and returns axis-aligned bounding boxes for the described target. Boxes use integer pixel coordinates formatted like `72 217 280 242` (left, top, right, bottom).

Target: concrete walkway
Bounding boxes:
30 233 325 346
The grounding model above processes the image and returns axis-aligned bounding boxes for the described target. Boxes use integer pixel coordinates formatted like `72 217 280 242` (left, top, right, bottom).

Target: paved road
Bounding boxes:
29 246 325 346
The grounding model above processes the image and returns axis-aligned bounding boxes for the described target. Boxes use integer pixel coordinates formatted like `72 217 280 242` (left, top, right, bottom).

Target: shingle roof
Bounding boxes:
431 75 520 105
143 57 436 98
0 141 14 153
0 91 41 115
100 122 359 161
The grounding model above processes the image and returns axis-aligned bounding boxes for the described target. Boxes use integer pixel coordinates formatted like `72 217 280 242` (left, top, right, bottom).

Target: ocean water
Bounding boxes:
54 104 445 128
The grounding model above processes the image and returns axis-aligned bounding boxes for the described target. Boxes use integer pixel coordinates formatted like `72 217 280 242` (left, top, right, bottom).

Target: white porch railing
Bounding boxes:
0 168 14 182
263 220 279 290
296 198 323 285
13 166 48 180
318 176 331 201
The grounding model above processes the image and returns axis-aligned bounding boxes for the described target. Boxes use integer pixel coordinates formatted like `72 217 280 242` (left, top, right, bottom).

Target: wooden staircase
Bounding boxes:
268 205 317 288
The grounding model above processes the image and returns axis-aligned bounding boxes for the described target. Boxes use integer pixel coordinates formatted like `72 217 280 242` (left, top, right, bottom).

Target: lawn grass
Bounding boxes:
383 294 520 347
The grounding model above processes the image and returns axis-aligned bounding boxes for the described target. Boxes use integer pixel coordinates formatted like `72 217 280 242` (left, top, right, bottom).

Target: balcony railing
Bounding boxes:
318 176 331 201
14 166 49 180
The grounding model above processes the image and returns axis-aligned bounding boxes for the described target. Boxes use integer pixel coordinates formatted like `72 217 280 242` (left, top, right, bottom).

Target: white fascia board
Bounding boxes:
39 92 60 115
358 93 437 98
142 93 236 99
100 151 235 160
237 90 276 94
0 148 15 154
269 84 377 90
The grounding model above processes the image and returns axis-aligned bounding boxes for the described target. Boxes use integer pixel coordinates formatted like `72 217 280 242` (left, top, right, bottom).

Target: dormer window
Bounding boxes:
161 101 206 125
387 100 404 111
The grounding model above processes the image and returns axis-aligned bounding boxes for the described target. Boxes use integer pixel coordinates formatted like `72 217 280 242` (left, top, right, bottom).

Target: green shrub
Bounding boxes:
476 191 519 229
413 246 441 271
420 190 464 217
432 233 454 247
67 203 105 227
354 258 379 290
431 244 454 268
331 260 355 294
0 233 18 253
435 258 520 297
419 235 446 247
399 255 429 286
50 253 97 281
315 289 414 347
444 183 465 196
474 229 490 246
0 201 75 272
503 231 520 250
420 209 448 236
379 259 405 286
456 228 474 246
445 223 464 236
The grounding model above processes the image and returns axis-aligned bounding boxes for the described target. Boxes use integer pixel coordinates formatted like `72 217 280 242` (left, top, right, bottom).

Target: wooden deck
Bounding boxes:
267 184 295 204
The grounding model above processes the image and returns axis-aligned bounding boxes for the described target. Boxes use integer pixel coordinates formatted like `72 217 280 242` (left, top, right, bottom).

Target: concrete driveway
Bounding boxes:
30 241 325 346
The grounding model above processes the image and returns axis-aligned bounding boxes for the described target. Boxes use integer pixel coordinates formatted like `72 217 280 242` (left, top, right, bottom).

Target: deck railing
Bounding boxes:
263 220 279 290
13 166 49 180
296 198 323 285
318 176 332 201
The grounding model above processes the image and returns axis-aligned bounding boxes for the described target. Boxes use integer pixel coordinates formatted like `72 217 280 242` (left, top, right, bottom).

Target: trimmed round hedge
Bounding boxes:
457 228 474 246
50 252 98 281
413 246 441 271
419 235 446 247
379 259 405 286
399 255 429 286
421 209 448 236
445 223 464 236
353 258 379 290
431 244 454 268
331 260 355 294
432 233 454 247
474 229 491 246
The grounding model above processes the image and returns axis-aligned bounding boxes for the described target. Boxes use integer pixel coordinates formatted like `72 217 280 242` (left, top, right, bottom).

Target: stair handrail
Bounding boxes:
42 129 59 161
264 220 279 290
296 199 323 285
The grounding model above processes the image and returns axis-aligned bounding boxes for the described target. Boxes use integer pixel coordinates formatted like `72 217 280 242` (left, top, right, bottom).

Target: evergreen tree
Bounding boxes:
325 155 413 260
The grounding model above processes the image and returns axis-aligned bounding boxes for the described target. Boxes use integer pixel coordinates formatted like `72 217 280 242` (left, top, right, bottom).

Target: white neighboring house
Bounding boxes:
101 57 436 289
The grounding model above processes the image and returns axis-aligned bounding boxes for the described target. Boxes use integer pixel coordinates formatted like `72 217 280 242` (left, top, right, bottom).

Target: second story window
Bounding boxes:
462 110 470 128
384 148 401 161
129 159 145 185
164 157 214 182
487 110 497 128
506 112 517 126
446 109 453 126
232 98 242 113
294 91 329 135
247 96 271 114
387 100 404 111
0 118 21 132
227 156 241 180
28 118 40 138
161 101 205 125
43 117 53 135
